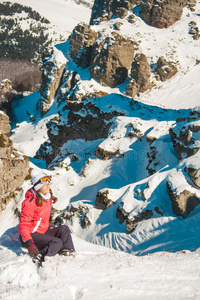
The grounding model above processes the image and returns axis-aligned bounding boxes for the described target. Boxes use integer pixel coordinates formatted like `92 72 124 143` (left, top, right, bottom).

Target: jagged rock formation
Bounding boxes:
0 79 17 112
51 204 91 229
37 100 122 167
166 180 200 218
90 0 141 25
187 0 197 11
37 47 67 116
140 0 187 29
90 32 137 87
94 190 115 209
0 110 11 135
0 111 29 211
56 70 81 102
0 79 12 96
126 53 151 98
69 24 137 88
116 206 128 224
116 204 154 233
170 112 200 160
57 69 108 103
48 101 120 145
69 23 98 68
189 21 200 40
90 0 193 29
126 209 154 233
155 57 178 81
94 146 123 160
186 167 200 188
146 145 158 175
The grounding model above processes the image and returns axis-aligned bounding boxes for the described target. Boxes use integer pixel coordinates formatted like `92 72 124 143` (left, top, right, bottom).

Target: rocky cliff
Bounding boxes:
90 0 141 25
37 47 67 116
0 110 29 211
37 0 188 117
139 0 187 28
90 0 196 28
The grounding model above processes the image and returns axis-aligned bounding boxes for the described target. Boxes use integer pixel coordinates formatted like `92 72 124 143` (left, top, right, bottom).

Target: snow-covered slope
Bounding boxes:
7 0 93 40
1 229 200 300
1 0 200 299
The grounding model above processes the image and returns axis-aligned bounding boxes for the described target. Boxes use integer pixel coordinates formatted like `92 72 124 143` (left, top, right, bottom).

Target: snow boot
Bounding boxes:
32 253 44 268
58 248 75 257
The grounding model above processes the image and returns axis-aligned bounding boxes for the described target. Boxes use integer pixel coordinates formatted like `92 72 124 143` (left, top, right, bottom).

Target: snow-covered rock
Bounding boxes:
37 47 67 115
90 32 137 87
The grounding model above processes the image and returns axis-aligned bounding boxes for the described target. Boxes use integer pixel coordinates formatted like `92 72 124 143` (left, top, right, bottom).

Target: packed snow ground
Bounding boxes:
1 0 200 299
1 228 200 300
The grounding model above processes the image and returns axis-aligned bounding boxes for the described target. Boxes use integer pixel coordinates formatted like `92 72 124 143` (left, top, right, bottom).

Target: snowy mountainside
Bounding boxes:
8 0 200 255
10 84 200 255
1 1 200 299
7 0 93 41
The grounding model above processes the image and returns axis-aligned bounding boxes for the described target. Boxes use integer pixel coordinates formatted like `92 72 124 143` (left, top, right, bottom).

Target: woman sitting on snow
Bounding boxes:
19 169 75 266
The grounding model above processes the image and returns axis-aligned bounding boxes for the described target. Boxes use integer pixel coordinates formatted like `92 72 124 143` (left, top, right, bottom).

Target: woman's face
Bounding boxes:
38 182 50 195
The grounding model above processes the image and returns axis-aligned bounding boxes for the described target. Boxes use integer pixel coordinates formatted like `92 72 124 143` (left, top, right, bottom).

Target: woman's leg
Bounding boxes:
45 225 75 252
31 232 63 256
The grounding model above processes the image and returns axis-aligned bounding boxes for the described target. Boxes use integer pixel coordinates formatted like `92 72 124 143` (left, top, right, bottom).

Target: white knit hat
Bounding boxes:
31 169 50 191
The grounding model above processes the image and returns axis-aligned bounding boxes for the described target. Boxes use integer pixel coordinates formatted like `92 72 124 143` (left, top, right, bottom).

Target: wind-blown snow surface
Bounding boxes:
1 225 200 300
1 1 200 299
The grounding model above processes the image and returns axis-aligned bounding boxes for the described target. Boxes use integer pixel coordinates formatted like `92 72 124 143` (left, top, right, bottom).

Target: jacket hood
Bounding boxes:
25 188 37 199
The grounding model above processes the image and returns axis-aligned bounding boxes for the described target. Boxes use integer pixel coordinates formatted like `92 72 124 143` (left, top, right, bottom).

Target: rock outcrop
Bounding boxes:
140 0 187 29
0 79 17 112
187 0 197 11
69 27 137 88
189 21 200 40
56 70 80 102
117 203 156 233
170 115 200 161
56 69 109 103
126 53 151 98
0 79 13 96
90 0 191 28
0 110 11 135
155 57 177 81
51 204 91 229
167 181 200 218
90 0 141 25
0 111 29 211
94 146 123 160
126 209 154 233
69 23 98 68
90 32 137 87
94 190 114 209
116 206 128 224
37 100 122 167
185 166 200 188
37 47 67 116
47 101 120 146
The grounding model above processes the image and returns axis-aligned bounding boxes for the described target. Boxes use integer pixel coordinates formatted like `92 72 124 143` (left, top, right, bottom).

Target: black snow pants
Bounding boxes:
21 225 75 256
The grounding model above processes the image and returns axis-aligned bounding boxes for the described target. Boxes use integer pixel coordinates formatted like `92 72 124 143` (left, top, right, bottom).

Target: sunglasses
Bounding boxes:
34 176 51 186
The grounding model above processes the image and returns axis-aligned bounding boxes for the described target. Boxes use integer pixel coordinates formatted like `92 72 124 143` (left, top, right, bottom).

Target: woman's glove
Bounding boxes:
51 194 58 204
50 189 58 203
25 239 40 258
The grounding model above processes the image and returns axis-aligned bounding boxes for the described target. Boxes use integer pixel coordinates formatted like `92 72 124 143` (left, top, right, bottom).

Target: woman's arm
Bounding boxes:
19 197 35 242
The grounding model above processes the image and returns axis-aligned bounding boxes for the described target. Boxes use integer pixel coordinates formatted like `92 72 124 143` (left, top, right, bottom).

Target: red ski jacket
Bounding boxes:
19 188 52 242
